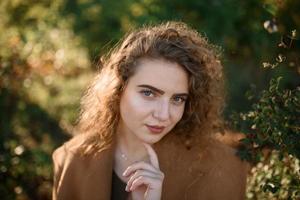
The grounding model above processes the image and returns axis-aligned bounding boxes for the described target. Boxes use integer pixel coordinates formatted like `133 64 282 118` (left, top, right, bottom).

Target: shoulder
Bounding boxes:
181 135 249 175
157 135 248 199
52 134 89 198
203 137 249 176
52 134 86 164
54 134 86 152
157 134 248 171
52 133 115 169
194 137 249 199
157 134 249 176
52 134 114 199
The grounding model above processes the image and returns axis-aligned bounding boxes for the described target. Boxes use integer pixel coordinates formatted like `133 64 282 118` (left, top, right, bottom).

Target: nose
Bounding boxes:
153 99 170 122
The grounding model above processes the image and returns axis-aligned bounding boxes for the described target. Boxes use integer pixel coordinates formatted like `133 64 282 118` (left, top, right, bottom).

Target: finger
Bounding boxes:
125 169 161 191
143 143 159 169
123 161 160 177
130 175 162 191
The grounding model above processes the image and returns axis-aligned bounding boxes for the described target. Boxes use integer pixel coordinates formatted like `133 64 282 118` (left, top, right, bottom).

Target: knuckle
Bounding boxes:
128 176 135 183
158 171 164 177
132 176 142 185
137 175 145 182
134 169 142 176
140 161 147 166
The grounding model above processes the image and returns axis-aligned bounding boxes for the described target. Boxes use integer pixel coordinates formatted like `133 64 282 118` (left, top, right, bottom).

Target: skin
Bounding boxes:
115 58 189 199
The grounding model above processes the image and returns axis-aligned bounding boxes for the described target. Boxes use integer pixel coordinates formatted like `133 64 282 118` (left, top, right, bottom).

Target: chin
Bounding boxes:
138 135 161 144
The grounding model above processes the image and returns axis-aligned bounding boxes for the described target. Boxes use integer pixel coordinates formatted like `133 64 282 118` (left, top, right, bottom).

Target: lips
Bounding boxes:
146 125 165 134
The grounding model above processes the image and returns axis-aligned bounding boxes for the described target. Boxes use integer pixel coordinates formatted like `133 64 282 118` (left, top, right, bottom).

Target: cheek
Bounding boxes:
120 92 151 119
170 106 185 124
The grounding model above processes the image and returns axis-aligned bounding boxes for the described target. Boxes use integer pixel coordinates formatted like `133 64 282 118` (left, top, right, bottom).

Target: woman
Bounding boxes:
52 21 248 200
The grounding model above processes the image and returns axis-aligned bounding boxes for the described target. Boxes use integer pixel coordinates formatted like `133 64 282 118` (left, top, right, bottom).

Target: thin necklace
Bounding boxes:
116 147 148 163
119 149 129 161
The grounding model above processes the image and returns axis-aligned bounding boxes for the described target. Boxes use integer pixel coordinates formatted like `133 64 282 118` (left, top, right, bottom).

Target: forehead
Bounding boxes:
128 58 189 93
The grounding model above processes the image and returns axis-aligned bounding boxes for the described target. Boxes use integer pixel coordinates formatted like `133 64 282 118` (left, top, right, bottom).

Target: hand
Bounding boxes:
123 143 164 200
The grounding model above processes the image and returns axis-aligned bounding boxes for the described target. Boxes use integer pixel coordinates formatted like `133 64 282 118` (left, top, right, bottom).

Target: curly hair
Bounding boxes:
75 21 225 155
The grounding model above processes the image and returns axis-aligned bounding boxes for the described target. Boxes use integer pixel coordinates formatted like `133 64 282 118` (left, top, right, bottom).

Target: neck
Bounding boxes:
115 123 148 163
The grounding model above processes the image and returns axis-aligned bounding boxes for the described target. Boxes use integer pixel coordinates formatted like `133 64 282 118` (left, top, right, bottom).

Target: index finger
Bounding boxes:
143 143 160 169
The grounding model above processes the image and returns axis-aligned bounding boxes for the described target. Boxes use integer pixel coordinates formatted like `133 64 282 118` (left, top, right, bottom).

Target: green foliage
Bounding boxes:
234 71 300 199
237 76 299 160
0 140 53 199
0 0 89 199
232 11 300 198
247 151 300 199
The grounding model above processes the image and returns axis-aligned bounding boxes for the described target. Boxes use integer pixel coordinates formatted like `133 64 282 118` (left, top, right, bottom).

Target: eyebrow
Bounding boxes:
137 84 189 97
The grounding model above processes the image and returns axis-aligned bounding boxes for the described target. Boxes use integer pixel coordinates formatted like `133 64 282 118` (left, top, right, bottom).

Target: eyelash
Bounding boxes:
172 96 187 104
140 89 155 97
140 90 187 104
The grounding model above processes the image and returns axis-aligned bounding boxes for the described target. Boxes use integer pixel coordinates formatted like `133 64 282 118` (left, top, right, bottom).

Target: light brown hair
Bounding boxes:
75 21 225 154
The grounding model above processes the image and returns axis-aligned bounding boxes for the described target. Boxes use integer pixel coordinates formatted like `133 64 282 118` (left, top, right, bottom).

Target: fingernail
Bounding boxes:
122 171 127 176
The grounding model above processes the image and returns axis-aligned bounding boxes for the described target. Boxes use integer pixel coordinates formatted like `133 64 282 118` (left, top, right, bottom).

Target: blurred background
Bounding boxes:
0 0 299 199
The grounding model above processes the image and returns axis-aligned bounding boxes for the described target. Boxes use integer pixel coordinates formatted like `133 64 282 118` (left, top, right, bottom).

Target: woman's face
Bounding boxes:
118 58 189 144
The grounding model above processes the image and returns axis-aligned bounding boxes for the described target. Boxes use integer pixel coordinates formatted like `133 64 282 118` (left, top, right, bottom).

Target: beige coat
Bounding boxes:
52 133 248 200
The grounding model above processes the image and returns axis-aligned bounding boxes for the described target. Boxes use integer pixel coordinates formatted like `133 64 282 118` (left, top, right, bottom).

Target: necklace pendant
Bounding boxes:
121 154 128 160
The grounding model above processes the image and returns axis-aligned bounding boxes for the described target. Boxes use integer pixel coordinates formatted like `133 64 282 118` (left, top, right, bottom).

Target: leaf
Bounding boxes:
263 3 278 16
